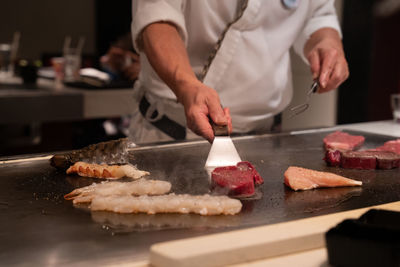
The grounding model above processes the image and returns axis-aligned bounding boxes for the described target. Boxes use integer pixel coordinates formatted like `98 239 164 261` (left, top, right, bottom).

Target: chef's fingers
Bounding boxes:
322 59 349 92
223 107 233 134
318 49 337 90
186 111 214 143
208 98 228 127
307 50 321 80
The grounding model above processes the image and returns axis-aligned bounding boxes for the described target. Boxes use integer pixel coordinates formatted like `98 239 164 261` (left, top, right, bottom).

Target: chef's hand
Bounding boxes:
100 46 140 81
178 79 232 143
305 28 349 93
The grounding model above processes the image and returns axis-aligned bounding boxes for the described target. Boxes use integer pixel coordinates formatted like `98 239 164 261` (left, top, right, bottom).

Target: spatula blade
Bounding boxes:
205 136 241 178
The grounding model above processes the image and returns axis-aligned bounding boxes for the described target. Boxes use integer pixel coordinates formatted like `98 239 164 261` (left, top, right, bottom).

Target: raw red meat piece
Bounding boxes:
323 131 365 151
237 161 264 185
374 151 400 169
340 151 377 170
211 166 255 197
211 161 264 197
374 139 400 154
324 150 341 167
324 150 400 170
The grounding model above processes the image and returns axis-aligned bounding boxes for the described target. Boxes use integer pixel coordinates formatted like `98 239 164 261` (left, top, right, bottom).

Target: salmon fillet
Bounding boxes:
284 166 362 191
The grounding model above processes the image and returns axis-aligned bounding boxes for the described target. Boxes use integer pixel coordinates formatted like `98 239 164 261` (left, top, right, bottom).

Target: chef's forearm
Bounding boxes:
141 22 199 103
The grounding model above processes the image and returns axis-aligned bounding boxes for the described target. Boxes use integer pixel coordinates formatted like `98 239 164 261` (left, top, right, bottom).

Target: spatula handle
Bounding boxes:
210 120 229 136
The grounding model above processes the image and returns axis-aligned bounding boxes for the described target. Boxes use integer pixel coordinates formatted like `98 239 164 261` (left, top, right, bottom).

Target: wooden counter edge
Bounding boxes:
148 201 400 267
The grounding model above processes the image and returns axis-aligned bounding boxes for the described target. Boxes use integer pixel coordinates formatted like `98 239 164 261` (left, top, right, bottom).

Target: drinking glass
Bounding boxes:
391 94 400 123
63 48 81 82
0 43 12 79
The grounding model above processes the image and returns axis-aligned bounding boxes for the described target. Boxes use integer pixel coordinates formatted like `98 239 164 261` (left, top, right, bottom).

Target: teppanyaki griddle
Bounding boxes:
0 128 399 266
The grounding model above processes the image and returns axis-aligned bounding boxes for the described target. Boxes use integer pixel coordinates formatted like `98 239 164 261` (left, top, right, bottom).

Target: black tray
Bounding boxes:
326 209 400 267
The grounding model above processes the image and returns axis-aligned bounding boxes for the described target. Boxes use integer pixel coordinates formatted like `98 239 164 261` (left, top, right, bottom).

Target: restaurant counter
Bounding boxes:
0 78 135 124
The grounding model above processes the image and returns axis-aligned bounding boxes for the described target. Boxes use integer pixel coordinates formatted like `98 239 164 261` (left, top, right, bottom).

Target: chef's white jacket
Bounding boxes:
131 0 341 133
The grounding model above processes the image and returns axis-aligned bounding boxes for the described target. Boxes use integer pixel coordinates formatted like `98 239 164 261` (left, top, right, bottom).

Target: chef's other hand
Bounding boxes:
122 51 140 81
100 46 140 81
305 27 349 93
178 80 232 143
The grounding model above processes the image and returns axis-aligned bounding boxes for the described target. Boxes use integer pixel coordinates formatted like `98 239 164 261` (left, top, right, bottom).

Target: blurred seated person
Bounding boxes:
97 34 139 139
100 33 140 82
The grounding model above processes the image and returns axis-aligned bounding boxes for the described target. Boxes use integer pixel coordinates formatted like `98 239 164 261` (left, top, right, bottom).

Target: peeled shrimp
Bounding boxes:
64 179 171 204
90 193 242 215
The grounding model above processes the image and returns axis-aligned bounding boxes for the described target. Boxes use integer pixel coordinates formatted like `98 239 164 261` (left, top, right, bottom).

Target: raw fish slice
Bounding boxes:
284 166 362 191
90 194 242 215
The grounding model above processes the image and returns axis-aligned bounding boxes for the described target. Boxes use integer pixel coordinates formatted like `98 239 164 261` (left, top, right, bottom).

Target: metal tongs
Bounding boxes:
290 80 319 117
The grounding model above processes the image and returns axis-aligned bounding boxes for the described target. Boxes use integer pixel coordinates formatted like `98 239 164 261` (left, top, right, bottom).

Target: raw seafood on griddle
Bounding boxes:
90 194 242 215
50 137 130 170
66 162 150 179
64 179 172 204
284 166 362 191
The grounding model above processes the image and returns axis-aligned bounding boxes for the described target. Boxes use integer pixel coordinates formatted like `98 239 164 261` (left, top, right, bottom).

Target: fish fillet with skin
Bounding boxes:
284 166 362 191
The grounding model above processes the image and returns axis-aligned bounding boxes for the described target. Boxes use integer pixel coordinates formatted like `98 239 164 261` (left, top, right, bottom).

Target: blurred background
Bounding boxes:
0 0 399 157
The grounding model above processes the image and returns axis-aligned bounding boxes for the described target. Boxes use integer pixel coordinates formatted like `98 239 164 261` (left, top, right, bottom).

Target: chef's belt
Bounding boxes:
139 96 186 140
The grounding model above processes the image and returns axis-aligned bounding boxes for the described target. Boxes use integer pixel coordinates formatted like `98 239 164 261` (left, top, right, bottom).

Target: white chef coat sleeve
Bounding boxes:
293 0 342 64
131 0 188 52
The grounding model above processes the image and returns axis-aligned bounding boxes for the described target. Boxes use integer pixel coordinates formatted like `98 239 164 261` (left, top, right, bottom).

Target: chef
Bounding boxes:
129 0 349 143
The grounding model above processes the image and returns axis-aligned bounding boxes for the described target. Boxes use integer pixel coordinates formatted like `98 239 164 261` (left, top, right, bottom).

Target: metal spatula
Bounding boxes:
204 122 241 179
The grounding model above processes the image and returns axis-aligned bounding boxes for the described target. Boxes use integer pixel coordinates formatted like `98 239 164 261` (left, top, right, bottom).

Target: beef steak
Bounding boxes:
374 139 400 154
323 131 365 151
236 161 264 185
324 150 400 170
340 151 377 170
211 161 263 197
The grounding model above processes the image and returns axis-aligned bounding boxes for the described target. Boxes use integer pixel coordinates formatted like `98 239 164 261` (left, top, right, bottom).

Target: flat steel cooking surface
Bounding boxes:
1 129 399 266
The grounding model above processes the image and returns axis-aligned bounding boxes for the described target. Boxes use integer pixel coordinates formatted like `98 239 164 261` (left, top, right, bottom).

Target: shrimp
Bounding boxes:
64 179 171 204
66 162 149 179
